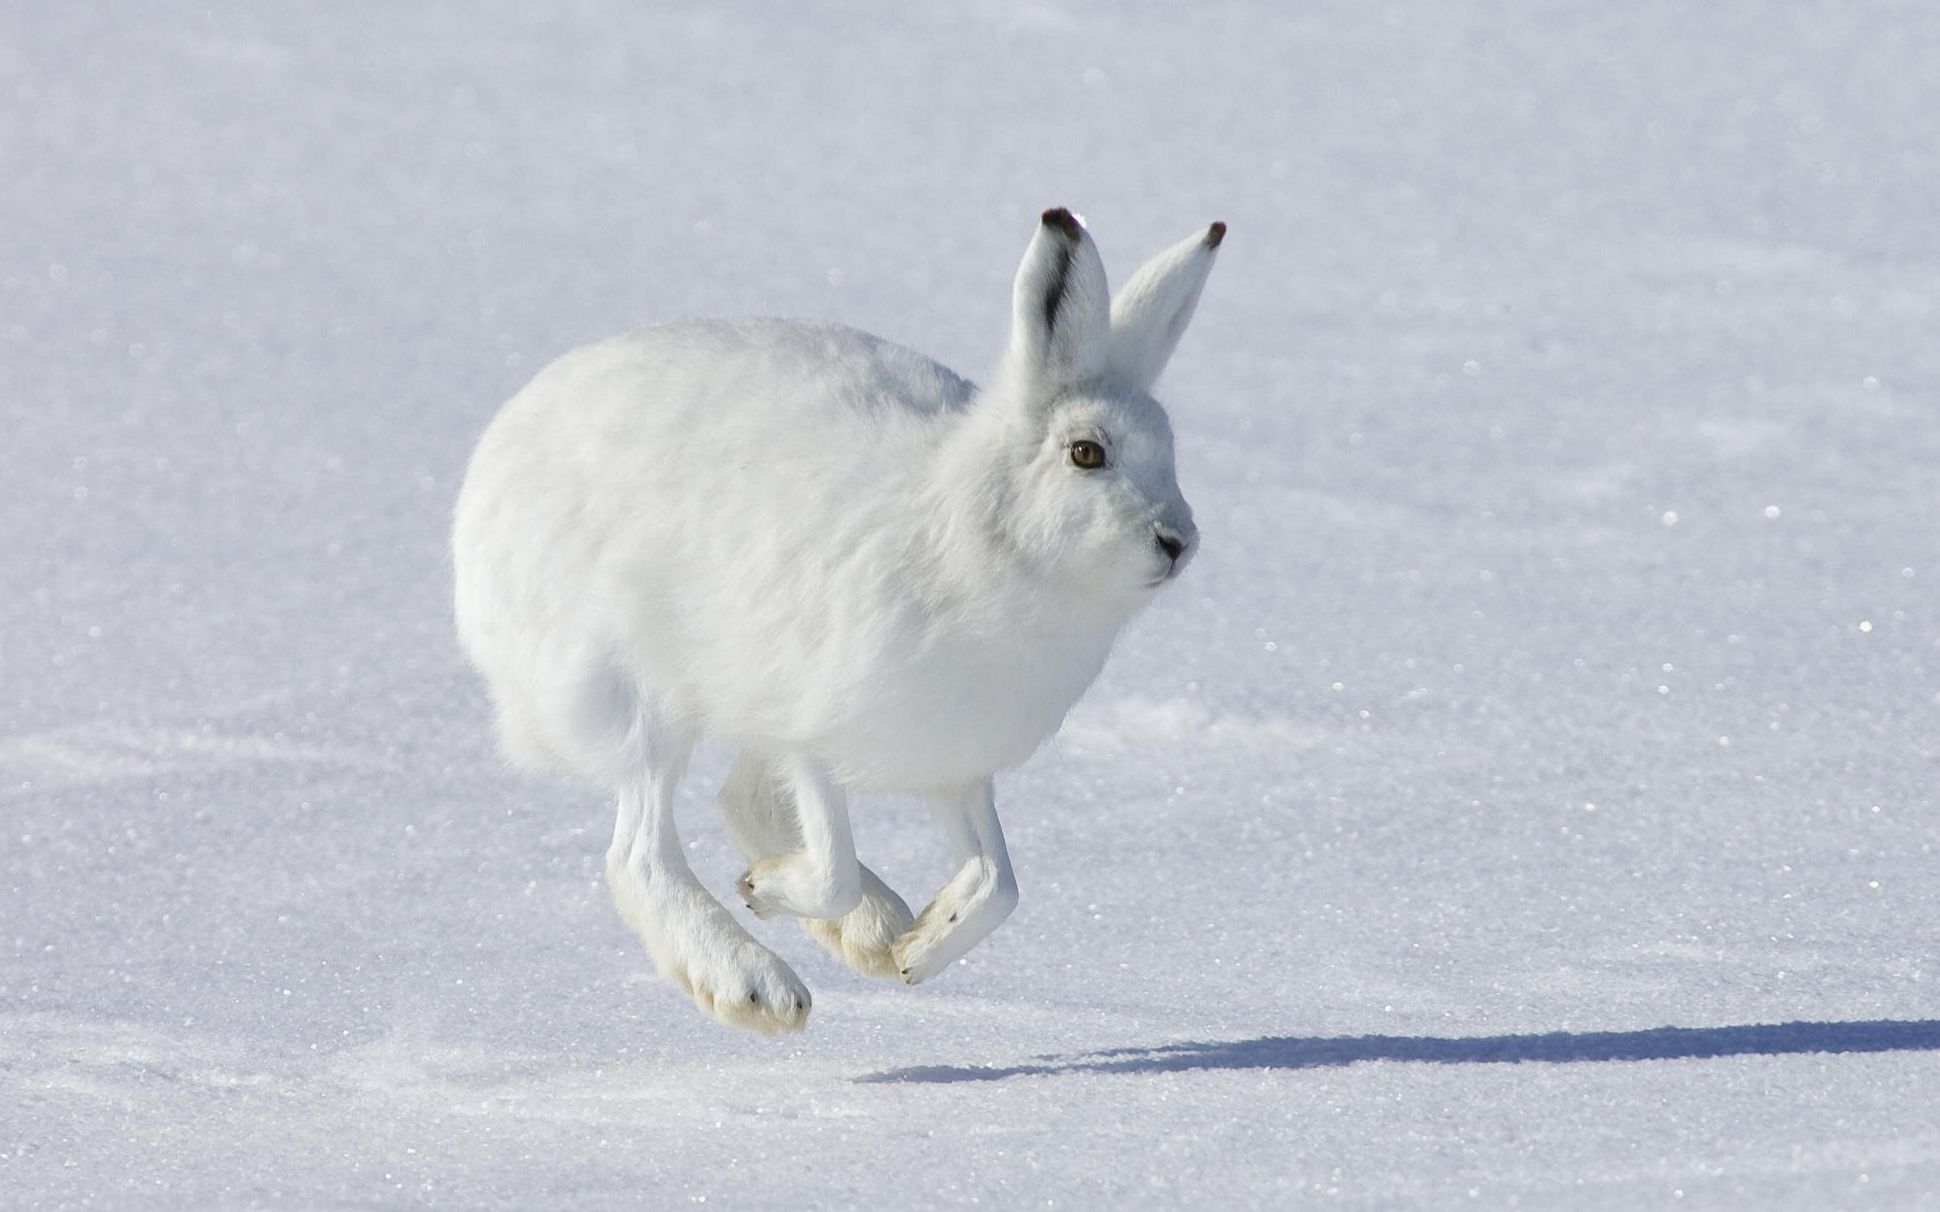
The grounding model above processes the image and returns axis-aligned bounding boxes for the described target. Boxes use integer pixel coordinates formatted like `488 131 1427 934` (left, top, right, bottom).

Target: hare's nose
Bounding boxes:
1154 529 1187 562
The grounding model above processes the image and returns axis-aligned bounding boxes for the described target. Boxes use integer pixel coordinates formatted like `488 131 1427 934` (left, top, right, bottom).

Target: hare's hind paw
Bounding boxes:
665 936 812 1036
689 959 811 1035
615 866 813 1035
800 868 916 980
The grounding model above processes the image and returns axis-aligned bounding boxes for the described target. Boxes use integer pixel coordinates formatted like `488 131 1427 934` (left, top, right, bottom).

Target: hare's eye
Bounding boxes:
1068 440 1107 470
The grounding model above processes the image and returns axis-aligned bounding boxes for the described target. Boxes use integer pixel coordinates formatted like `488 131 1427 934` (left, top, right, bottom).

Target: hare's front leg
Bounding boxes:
605 729 809 1035
717 752 915 979
734 756 867 923
892 778 1019 984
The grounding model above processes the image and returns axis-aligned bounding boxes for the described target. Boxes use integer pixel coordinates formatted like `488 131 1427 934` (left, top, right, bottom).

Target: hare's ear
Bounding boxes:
1005 208 1111 393
1105 221 1225 392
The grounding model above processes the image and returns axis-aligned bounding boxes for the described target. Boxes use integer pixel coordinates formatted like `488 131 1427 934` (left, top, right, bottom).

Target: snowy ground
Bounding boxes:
5 3 1939 1208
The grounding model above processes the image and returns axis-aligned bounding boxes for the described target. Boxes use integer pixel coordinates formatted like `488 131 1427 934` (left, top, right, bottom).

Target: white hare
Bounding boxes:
452 208 1222 1034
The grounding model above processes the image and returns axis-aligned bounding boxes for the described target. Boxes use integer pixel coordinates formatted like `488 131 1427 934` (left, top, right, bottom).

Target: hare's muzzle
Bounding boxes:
1153 523 1195 581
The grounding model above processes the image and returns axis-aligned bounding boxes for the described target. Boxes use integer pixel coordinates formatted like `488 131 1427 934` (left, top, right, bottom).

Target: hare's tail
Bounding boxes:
489 695 567 772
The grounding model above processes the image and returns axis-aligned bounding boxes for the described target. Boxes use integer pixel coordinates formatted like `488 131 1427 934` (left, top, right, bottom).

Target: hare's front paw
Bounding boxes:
801 868 916 979
737 856 863 922
891 857 1019 984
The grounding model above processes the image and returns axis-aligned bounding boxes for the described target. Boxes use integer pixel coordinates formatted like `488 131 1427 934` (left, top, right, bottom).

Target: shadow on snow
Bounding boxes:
855 1018 1940 1084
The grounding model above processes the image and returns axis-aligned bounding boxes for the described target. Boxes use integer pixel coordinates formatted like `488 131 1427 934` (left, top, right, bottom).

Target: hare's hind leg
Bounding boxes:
892 778 1019 984
605 722 810 1035
718 752 915 980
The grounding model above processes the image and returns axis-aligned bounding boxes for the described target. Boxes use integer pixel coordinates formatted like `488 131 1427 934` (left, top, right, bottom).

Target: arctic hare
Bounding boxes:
453 208 1221 1034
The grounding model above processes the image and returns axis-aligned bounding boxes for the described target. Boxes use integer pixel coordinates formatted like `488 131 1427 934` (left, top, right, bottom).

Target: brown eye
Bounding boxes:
1068 439 1107 470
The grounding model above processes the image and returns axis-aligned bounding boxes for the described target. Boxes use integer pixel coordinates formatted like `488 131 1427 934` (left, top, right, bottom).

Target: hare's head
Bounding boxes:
969 209 1221 601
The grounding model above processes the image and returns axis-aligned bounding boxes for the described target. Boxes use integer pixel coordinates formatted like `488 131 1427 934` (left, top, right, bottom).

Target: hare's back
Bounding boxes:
495 317 973 535
568 317 973 440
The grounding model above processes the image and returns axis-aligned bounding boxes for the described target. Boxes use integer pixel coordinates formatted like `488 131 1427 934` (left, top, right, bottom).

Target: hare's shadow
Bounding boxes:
855 1018 1940 1084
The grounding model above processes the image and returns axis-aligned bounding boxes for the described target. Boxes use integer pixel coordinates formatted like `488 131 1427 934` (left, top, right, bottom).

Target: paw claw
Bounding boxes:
696 971 810 1036
737 866 786 920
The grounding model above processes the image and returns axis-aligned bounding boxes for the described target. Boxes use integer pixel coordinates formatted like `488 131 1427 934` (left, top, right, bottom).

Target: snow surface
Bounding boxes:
5 2 1939 1207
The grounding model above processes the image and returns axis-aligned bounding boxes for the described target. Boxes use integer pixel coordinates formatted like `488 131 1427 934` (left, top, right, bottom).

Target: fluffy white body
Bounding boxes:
453 209 1222 1033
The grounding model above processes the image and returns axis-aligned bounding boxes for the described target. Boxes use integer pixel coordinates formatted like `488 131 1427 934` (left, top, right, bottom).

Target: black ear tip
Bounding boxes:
1206 221 1227 248
1041 207 1084 239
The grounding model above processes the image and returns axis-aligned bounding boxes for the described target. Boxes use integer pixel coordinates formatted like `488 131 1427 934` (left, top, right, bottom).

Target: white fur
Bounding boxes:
453 209 1222 1032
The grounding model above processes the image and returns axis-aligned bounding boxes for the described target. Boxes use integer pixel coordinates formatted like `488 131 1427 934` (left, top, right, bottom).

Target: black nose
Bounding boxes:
1155 531 1186 562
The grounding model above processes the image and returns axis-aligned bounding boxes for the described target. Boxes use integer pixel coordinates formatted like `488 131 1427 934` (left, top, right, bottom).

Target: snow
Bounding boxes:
5 2 1938 1206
